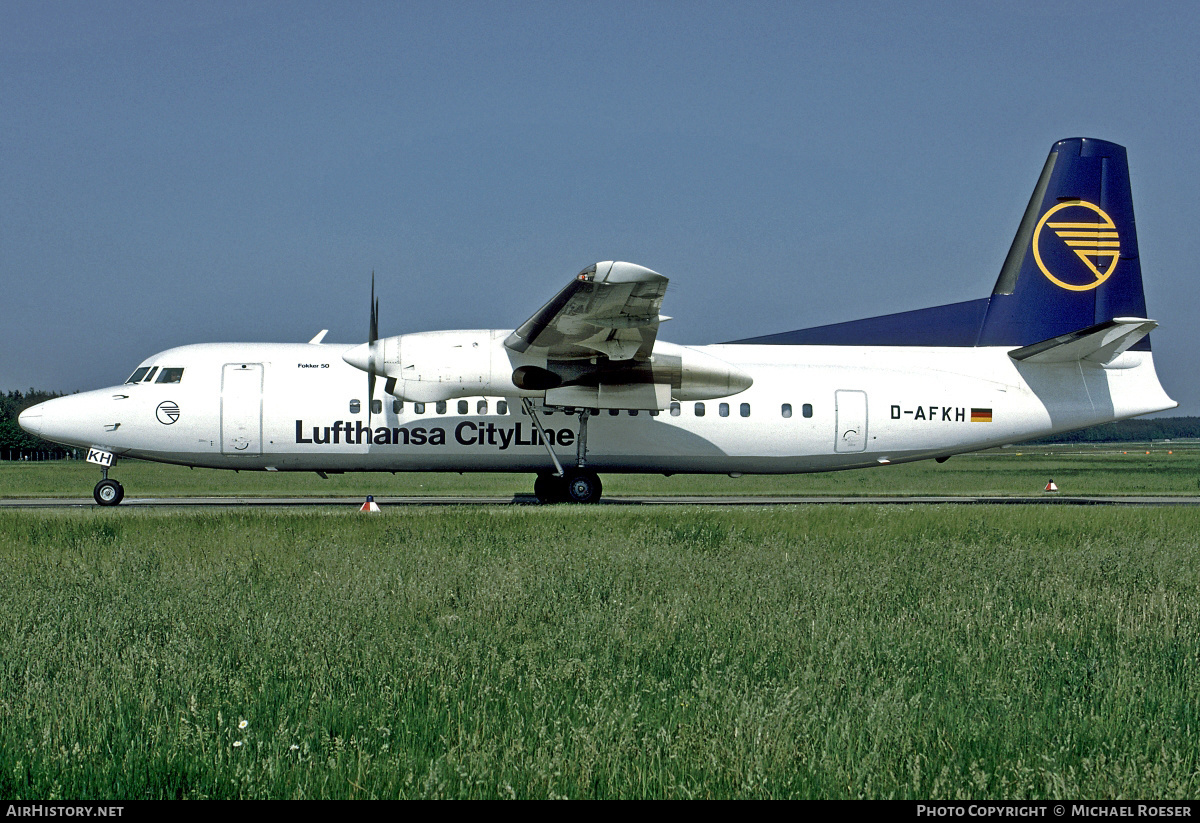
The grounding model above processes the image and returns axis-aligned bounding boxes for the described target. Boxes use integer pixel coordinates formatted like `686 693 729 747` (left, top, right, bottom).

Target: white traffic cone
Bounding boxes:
1044 479 1058 493
359 494 381 512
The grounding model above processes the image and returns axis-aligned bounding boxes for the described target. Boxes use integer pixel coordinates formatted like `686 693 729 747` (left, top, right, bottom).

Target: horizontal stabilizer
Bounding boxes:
1008 318 1156 365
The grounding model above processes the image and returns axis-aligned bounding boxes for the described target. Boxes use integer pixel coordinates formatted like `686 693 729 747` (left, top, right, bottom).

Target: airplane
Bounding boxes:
19 137 1176 505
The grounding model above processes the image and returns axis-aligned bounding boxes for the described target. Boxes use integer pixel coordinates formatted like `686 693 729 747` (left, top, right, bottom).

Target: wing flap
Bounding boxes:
545 383 672 411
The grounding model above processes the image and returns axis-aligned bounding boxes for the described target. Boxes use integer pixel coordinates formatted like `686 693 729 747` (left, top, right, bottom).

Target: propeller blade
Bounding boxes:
369 272 379 344
367 272 378 426
368 372 376 426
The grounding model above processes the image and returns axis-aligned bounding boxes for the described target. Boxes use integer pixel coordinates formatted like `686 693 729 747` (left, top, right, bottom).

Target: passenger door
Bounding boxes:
221 363 263 455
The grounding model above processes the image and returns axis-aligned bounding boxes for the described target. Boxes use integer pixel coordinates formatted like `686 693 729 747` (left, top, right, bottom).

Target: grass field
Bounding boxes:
2 498 1200 798
3 443 1200 499
2 453 1199 798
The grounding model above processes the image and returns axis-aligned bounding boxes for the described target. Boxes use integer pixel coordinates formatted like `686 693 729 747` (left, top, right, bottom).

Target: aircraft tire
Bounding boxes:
534 473 565 504
94 479 124 507
564 470 602 504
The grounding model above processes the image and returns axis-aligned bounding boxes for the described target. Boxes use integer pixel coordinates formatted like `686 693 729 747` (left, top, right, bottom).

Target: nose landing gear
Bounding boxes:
93 468 124 506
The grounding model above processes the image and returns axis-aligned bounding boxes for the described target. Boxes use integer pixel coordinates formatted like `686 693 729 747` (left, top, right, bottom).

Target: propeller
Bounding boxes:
343 273 398 424
367 272 379 426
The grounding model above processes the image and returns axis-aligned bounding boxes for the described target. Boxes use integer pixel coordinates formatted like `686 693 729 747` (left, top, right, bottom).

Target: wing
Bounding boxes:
504 262 668 362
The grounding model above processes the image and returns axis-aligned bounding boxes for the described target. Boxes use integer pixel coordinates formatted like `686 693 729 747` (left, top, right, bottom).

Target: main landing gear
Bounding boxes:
93 468 125 507
534 469 603 504
524 399 603 504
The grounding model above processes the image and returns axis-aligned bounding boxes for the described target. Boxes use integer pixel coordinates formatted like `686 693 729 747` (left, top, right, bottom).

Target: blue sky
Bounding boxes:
4 1 1200 414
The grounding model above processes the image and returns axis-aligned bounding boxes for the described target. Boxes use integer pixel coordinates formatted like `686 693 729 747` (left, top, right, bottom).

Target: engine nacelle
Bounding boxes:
653 341 755 401
539 342 753 409
343 333 752 407
343 330 520 403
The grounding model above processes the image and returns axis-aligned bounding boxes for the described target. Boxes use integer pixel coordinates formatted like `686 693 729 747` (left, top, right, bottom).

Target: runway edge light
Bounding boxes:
1045 479 1058 493
360 495 381 513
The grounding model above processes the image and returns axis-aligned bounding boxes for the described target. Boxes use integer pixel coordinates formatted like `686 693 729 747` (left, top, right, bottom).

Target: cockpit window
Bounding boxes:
156 368 184 384
142 367 159 382
126 367 151 384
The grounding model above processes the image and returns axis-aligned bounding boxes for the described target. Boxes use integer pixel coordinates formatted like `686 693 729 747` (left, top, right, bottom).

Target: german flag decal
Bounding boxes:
971 408 993 423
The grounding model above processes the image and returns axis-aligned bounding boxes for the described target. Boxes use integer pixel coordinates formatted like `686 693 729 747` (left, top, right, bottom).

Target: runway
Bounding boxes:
5 494 1200 508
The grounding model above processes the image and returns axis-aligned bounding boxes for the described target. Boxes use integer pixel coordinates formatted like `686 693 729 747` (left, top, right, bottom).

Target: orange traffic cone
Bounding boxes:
359 494 381 512
1044 479 1058 493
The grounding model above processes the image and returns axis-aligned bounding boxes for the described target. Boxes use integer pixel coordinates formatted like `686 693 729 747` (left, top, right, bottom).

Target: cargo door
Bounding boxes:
221 363 263 455
835 390 868 453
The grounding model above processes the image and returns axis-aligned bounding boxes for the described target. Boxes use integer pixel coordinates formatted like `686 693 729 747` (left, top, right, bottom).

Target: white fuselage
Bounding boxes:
22 337 1176 475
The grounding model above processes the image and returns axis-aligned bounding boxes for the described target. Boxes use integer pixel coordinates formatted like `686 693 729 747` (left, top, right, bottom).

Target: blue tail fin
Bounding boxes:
731 138 1149 349
977 137 1148 347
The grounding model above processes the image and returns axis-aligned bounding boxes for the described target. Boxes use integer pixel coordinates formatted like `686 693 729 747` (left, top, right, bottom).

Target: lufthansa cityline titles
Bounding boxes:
295 419 576 449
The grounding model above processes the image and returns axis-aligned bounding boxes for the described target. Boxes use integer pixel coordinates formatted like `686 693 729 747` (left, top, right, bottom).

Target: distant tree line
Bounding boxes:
1024 417 1200 445
0 389 80 460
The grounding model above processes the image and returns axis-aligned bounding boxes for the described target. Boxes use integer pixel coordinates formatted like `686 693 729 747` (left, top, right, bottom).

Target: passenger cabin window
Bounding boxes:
670 402 681 417
719 403 729 417
126 367 151 384
803 403 813 418
477 400 488 414
497 401 508 415
393 400 404 414
436 401 447 415
740 403 750 418
457 400 468 414
349 399 361 414
695 402 705 417
414 402 426 414
782 403 792 418
609 409 620 416
371 399 382 415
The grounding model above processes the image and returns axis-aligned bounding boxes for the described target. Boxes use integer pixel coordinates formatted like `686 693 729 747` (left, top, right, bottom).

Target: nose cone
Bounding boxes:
15 392 110 448
18 404 43 436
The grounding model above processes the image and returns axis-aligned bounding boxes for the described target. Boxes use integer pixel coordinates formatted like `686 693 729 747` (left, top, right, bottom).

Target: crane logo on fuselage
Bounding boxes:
1032 200 1120 292
156 401 180 425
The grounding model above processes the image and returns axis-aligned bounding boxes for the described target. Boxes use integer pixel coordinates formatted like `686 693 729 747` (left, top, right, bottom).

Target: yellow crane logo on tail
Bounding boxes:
1032 200 1120 291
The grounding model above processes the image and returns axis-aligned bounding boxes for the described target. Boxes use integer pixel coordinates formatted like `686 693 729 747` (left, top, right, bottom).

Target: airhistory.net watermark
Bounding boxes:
5 807 124 818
